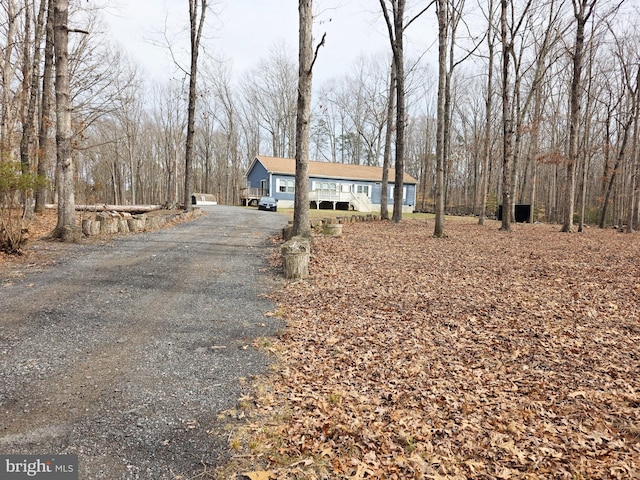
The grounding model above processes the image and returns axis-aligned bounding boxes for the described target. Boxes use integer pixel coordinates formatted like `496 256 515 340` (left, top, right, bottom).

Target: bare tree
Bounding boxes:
379 0 408 222
35 0 55 213
626 65 640 232
498 0 532 232
499 0 513 231
478 0 496 225
19 0 41 174
52 0 77 239
293 0 323 237
577 18 598 231
1 0 19 158
241 44 298 158
111 72 145 205
183 0 207 211
561 0 597 232
434 0 448 237
153 82 187 205
204 61 243 204
599 51 639 228
381 57 396 220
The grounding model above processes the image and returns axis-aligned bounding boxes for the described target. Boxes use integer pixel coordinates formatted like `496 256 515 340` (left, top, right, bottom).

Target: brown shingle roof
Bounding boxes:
255 155 418 184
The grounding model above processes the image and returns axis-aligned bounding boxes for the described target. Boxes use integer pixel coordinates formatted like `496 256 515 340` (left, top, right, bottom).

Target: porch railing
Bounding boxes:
309 189 372 212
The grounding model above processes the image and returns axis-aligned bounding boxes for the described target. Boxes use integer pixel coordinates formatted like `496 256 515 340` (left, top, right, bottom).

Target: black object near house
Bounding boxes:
497 204 531 223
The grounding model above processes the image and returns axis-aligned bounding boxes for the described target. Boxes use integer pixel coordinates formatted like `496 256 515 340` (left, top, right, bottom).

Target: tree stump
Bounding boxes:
127 218 145 232
98 214 118 234
310 219 324 231
282 224 294 241
117 219 130 233
60 225 82 242
281 236 311 279
81 219 100 236
324 223 343 236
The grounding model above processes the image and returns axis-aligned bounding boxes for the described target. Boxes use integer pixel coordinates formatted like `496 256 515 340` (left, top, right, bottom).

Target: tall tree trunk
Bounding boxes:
1 0 18 157
184 0 207 211
499 0 513 231
381 58 396 221
479 0 495 225
599 108 612 227
53 0 77 240
434 0 447 237
629 79 640 232
392 0 406 223
601 114 634 227
380 0 408 223
21 0 48 177
292 0 316 237
578 35 595 232
528 88 543 224
562 0 595 232
19 0 33 173
35 0 55 213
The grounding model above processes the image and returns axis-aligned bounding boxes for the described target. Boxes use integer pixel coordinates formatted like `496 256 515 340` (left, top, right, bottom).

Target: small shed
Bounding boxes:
191 193 218 206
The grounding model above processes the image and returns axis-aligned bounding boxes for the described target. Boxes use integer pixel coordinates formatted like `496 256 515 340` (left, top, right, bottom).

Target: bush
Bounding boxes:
0 161 48 254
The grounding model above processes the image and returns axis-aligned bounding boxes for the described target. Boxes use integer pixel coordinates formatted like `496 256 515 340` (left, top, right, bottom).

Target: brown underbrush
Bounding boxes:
0 208 191 274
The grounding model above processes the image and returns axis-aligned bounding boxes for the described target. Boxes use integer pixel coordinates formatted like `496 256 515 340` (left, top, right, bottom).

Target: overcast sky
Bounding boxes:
102 0 439 87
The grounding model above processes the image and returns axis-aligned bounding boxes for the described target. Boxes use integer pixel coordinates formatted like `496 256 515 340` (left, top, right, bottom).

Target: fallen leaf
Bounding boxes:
240 471 276 480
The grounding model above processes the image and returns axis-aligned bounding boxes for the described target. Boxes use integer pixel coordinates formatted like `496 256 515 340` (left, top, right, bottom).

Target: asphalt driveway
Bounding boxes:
0 206 287 478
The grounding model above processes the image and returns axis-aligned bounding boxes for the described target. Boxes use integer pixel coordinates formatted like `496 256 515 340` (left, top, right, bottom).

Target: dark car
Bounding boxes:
258 196 278 212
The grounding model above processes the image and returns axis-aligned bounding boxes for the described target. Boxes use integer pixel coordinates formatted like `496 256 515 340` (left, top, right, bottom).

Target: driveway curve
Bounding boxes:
0 206 288 478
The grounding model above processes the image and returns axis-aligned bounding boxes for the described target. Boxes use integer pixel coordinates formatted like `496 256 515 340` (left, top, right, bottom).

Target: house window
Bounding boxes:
389 186 407 201
356 185 370 197
279 179 295 193
260 179 267 191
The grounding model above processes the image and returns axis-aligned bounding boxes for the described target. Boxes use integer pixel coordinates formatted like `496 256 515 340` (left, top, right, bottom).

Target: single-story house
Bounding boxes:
242 155 418 213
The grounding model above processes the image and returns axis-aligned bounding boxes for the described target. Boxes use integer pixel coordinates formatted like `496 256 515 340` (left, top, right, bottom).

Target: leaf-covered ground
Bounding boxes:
221 219 640 479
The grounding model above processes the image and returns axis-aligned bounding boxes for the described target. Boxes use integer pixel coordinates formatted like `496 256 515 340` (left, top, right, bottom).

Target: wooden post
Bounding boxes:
281 236 311 279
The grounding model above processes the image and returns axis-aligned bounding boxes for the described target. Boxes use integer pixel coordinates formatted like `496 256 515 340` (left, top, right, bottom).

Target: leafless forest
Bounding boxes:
2 0 640 229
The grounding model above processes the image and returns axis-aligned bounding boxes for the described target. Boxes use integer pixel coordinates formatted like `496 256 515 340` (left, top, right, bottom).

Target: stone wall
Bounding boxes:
282 213 381 241
81 209 201 237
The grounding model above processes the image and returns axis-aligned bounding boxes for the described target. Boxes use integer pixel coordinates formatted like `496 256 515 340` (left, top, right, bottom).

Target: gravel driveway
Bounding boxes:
0 206 287 479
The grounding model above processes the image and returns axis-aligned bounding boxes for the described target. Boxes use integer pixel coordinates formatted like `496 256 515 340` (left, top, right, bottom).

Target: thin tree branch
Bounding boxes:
379 0 397 57
308 32 326 74
405 0 436 30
